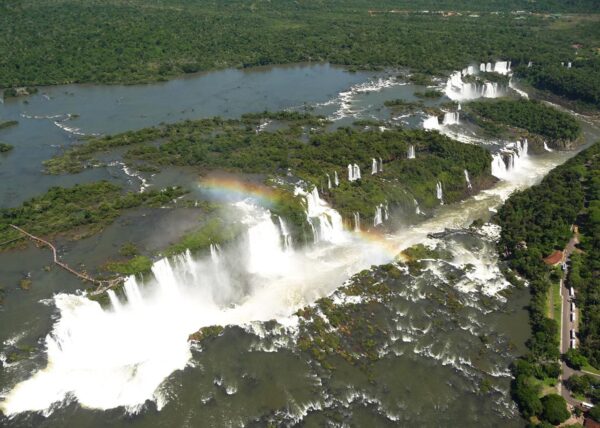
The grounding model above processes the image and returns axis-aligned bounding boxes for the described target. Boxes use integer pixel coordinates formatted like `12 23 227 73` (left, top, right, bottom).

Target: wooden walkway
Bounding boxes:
9 225 122 294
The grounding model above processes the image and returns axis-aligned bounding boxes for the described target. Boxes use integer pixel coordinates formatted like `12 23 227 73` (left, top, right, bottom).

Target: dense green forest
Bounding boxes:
44 112 493 229
0 0 598 91
0 182 186 247
516 58 600 109
495 142 600 421
466 99 582 142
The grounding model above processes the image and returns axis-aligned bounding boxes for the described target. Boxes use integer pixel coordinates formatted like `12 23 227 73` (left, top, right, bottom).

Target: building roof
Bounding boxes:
543 250 564 266
585 417 600 428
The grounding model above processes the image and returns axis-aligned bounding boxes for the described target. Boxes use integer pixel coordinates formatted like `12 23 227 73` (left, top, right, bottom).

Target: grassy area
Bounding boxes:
582 364 600 376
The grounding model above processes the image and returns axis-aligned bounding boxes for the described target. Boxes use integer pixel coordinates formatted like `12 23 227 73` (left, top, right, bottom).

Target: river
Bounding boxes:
0 63 598 427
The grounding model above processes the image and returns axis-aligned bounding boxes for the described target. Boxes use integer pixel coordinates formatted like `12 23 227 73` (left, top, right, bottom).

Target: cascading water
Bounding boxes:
464 169 472 190
445 63 508 101
353 212 360 232
414 198 422 215
371 158 378 175
334 171 339 186
543 142 553 152
423 115 440 131
379 157 383 173
297 187 345 244
491 139 529 180
408 145 416 159
348 164 361 182
326 173 332 189
373 205 383 227
278 216 293 251
436 181 444 205
442 111 460 126
353 164 361 180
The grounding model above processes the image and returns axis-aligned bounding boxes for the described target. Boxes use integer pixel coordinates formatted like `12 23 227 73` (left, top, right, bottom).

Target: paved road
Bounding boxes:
558 231 600 406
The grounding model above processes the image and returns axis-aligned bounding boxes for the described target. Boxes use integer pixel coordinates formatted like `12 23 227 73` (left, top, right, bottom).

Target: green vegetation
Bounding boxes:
0 1 598 88
118 242 139 257
496 142 600 421
466 99 582 143
188 325 224 343
44 112 493 230
590 406 600 422
383 98 422 109
3 87 38 98
414 89 443 99
164 218 243 257
0 143 14 153
516 58 600 110
565 374 600 404
540 394 570 425
0 181 187 248
564 348 589 371
105 255 153 275
19 278 32 290
0 120 18 130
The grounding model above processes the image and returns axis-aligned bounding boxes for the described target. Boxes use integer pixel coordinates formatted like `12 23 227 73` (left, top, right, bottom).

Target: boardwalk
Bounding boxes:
9 224 121 293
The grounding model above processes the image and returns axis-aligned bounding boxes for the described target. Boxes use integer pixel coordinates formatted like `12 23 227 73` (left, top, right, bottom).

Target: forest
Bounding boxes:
516 58 600 110
465 99 582 142
0 0 598 104
495 142 600 421
44 113 493 231
0 182 186 247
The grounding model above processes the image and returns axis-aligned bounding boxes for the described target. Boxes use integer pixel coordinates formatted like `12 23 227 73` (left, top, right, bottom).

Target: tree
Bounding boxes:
590 406 600 422
564 348 589 370
513 375 543 417
541 394 570 425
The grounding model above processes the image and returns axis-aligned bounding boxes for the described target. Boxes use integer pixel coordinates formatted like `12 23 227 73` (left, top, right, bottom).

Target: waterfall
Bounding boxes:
278 216 292 251
567 62 572 69
371 158 383 175
408 145 416 159
436 181 444 205
353 212 360 232
326 173 332 189
353 164 361 180
543 142 553 152
107 290 122 311
246 210 291 274
210 244 221 263
491 139 529 180
423 115 440 130
442 111 460 125
373 205 383 227
464 169 472 190
527 61 533 68
414 198 422 215
445 67 507 101
348 164 361 181
297 187 345 244
383 203 389 221
493 61 511 75
482 82 498 98
334 171 339 186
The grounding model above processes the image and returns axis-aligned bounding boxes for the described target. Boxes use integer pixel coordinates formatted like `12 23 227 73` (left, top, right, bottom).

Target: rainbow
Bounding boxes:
199 177 284 207
199 177 407 260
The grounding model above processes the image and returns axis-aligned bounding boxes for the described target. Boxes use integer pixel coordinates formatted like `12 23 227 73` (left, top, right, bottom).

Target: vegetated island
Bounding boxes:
464 98 583 151
43 111 494 244
495 141 600 425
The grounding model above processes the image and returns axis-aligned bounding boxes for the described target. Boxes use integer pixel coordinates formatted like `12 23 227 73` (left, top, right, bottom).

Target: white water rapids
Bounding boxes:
0 63 581 417
0 147 571 416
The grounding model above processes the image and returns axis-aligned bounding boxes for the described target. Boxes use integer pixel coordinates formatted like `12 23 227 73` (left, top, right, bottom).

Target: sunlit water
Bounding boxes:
1 62 598 426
